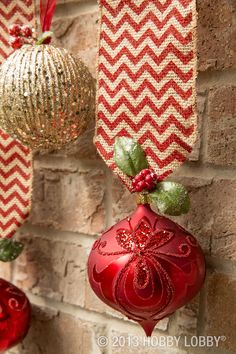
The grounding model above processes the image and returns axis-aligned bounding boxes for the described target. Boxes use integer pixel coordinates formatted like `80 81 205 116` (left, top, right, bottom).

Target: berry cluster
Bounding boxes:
8 24 33 49
132 168 158 193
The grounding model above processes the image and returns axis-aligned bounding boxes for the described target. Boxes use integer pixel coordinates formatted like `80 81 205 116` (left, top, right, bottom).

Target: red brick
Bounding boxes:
204 271 236 351
197 0 236 71
206 86 236 166
171 178 236 261
52 10 99 77
11 306 97 354
112 176 136 223
51 122 99 160
14 234 87 306
29 168 106 235
0 263 12 281
168 296 200 337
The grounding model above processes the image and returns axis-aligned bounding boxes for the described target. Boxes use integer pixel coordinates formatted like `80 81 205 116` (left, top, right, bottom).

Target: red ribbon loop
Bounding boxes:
40 0 57 32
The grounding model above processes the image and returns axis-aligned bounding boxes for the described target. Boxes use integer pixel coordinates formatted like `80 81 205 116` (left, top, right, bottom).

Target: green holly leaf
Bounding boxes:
114 137 149 177
149 181 190 216
36 31 53 45
0 239 24 262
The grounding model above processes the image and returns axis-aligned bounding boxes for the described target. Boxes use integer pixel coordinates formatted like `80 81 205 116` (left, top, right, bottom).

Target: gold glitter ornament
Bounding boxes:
0 45 95 149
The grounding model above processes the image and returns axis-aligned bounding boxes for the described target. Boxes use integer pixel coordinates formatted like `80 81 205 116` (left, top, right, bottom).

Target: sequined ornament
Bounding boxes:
0 45 95 149
0 279 31 352
88 203 205 336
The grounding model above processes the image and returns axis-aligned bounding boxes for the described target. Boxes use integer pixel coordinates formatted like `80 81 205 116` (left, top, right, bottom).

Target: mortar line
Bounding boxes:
33 156 107 172
17 223 97 247
26 292 167 337
196 269 209 336
198 88 209 164
198 69 236 88
173 162 236 180
18 227 236 278
206 256 236 280
34 153 236 179
34 156 236 181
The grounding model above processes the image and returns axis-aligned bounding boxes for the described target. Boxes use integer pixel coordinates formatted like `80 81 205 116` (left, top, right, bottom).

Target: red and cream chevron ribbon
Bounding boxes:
95 0 197 189
0 0 34 238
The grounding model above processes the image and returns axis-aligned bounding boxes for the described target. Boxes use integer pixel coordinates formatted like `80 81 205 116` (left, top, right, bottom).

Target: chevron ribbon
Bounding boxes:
95 0 197 190
0 0 34 238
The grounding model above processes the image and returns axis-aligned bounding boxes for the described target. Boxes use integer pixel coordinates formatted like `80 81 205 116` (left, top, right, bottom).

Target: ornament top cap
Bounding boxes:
136 193 149 205
6 43 70 56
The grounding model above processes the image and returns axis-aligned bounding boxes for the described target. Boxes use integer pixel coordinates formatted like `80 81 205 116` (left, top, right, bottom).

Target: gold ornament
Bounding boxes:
0 45 95 149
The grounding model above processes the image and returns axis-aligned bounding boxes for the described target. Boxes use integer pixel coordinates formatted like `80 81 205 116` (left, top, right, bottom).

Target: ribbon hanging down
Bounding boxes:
95 0 197 190
0 0 34 238
40 0 57 32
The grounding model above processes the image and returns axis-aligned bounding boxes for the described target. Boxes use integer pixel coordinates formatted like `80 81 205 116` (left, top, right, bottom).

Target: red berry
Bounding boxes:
140 169 149 177
152 173 158 181
9 36 23 49
145 174 153 183
135 174 142 183
8 24 21 37
21 25 32 38
135 181 145 192
141 180 147 188
132 168 159 192
146 182 155 191
134 183 142 193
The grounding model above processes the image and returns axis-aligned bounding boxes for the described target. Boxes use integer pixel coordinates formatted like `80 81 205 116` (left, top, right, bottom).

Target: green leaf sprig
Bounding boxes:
114 137 190 216
114 137 148 176
0 239 24 262
149 181 190 216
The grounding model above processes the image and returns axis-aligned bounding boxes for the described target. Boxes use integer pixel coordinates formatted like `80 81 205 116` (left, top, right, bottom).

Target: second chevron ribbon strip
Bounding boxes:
95 0 197 190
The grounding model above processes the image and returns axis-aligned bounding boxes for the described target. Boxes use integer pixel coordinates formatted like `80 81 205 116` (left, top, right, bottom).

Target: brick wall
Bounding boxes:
3 0 236 353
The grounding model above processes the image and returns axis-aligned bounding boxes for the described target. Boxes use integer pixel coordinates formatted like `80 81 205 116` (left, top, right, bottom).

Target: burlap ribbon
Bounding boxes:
0 0 34 238
95 0 197 190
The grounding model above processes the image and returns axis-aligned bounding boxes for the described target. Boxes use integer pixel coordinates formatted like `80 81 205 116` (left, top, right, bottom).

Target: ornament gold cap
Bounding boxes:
136 193 149 205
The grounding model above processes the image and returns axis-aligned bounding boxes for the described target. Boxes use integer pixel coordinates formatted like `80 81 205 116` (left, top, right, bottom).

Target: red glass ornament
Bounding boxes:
0 279 31 353
88 204 205 336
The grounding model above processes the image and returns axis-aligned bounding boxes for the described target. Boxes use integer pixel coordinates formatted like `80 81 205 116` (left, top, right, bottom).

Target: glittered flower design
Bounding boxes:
115 217 175 288
116 217 174 253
